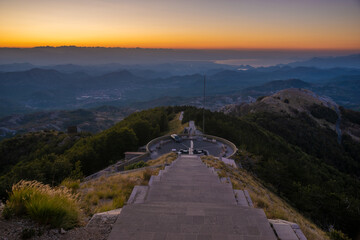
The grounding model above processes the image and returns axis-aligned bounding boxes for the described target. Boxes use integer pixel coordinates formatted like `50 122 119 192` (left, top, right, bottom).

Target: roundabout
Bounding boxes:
146 133 237 160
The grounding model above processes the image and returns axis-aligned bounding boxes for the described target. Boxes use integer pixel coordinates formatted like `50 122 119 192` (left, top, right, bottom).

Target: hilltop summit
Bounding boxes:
221 88 360 142
222 88 336 117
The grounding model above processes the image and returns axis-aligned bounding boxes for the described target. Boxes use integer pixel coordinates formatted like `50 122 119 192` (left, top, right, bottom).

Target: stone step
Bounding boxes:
271 223 299 240
126 201 257 213
87 208 121 229
127 186 148 205
108 155 278 240
244 190 254 207
234 190 250 207
269 219 307 240
148 175 160 186
146 191 237 205
158 176 221 184
150 180 230 187
108 202 276 240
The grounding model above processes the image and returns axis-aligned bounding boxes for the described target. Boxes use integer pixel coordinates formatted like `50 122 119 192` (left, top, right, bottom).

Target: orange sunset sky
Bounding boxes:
0 0 359 49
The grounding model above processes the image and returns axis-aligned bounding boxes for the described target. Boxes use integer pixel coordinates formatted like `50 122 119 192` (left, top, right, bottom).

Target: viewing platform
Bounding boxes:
146 134 237 160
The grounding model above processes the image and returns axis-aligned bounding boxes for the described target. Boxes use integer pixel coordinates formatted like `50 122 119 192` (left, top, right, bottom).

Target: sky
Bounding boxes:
0 0 359 49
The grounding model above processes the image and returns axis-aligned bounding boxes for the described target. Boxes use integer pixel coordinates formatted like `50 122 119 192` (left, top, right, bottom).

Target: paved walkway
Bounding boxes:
108 155 277 240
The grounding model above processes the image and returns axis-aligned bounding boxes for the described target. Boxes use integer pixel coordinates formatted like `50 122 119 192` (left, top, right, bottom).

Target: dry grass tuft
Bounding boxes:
61 178 80 192
3 180 80 229
201 155 329 240
147 152 177 166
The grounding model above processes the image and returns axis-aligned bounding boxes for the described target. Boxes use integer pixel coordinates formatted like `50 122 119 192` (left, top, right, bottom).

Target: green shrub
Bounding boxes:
340 106 360 125
329 229 351 240
124 161 148 170
61 178 80 192
308 104 338 123
3 180 80 229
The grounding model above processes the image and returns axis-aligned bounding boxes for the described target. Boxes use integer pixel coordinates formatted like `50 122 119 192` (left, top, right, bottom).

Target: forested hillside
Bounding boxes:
182 107 360 239
0 107 172 200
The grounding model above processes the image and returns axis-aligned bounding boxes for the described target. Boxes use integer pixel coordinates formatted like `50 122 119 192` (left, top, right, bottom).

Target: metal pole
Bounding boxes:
203 75 206 134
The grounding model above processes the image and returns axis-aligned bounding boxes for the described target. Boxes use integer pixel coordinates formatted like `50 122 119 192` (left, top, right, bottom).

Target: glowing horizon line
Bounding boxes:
0 45 359 52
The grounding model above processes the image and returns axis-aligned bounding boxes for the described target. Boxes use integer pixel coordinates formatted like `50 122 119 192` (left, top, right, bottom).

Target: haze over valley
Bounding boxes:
0 52 359 116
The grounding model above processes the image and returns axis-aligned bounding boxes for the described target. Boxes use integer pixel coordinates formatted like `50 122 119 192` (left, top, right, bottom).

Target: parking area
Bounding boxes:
148 135 235 159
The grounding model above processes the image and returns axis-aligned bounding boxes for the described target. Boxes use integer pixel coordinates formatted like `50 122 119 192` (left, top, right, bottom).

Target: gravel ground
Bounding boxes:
0 205 118 240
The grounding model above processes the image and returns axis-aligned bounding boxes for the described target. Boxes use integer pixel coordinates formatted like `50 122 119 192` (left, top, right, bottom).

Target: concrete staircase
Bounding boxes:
108 155 277 240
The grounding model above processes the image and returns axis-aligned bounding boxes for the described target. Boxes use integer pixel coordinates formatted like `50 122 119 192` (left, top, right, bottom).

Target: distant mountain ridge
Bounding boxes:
233 76 360 111
241 79 311 94
287 53 360 69
1 58 360 117
0 106 133 140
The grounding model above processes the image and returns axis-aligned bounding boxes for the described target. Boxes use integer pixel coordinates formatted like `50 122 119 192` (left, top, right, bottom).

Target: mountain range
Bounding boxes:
286 54 360 69
1 56 360 118
1 52 360 239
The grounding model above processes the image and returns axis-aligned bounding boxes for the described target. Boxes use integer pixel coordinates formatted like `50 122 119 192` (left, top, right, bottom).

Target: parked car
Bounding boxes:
194 149 208 155
171 134 181 142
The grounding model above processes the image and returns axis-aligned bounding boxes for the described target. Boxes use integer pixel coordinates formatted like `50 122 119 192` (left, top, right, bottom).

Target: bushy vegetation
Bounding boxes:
182 106 360 238
0 131 88 200
244 112 360 176
3 180 80 229
328 229 351 240
0 107 173 200
64 107 170 176
0 130 85 177
340 106 360 125
308 104 338 123
124 161 148 170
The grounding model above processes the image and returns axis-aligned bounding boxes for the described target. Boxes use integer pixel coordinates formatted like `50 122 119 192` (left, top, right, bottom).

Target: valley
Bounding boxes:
0 55 360 119
0 53 359 240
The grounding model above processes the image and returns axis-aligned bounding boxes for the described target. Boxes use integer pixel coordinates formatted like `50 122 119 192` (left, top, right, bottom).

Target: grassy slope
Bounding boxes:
166 112 188 135
201 155 329 240
77 152 177 216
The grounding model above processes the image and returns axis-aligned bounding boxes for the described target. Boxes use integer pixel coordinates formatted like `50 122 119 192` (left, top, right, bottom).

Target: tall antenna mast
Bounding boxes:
203 75 206 134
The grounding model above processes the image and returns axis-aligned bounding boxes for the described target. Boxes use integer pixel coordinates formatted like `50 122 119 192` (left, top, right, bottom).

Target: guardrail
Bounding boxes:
117 152 150 171
201 134 238 159
145 135 172 152
83 152 150 181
